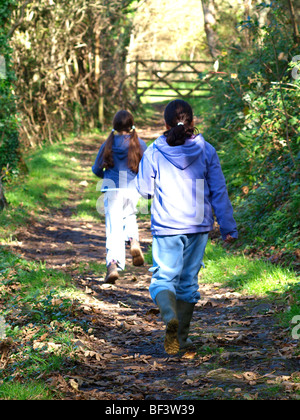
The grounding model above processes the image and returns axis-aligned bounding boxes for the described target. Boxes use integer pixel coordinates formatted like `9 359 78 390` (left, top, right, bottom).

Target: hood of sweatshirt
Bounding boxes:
154 134 205 170
111 135 130 160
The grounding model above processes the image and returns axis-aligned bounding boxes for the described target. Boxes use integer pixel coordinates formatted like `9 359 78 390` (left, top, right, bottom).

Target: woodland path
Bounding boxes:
10 108 300 401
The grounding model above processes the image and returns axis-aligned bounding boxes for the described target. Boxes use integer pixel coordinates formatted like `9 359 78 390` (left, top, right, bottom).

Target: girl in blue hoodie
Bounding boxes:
135 99 238 355
92 110 147 283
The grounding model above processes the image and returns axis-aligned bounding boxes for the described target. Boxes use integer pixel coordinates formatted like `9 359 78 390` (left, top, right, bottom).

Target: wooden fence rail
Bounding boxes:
127 59 214 100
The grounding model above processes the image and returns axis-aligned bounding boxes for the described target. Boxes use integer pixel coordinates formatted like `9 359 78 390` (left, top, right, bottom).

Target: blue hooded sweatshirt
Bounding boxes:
92 134 147 191
135 134 238 240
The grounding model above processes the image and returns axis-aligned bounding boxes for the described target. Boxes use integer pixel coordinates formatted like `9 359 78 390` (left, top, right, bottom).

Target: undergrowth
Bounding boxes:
198 3 300 266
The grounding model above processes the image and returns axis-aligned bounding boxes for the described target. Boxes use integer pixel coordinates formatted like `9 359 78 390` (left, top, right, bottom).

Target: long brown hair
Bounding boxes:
102 110 143 173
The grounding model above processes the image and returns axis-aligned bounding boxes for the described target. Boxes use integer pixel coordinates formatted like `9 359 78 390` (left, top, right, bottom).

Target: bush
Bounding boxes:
0 0 19 176
202 2 300 258
10 0 137 148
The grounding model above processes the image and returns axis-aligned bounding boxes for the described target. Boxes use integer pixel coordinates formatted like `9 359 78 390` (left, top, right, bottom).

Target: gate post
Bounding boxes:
135 58 139 101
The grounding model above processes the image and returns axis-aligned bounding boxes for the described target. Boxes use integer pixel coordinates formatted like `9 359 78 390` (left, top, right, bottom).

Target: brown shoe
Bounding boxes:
104 262 119 284
130 239 144 266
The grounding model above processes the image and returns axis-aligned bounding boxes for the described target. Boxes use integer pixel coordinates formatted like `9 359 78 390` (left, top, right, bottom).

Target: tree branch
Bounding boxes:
8 0 33 38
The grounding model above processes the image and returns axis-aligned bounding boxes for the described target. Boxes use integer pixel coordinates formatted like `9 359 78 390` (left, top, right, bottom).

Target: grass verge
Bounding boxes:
0 134 106 399
0 135 87 239
0 245 94 399
201 240 300 327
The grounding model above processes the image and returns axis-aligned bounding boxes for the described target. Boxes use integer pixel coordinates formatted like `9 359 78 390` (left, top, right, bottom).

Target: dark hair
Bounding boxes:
103 110 143 173
163 99 197 146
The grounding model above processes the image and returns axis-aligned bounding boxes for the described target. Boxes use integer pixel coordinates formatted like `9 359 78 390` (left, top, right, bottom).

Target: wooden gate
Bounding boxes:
127 59 214 101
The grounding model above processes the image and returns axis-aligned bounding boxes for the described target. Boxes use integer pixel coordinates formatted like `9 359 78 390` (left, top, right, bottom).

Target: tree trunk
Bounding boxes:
287 0 300 44
243 0 252 47
94 18 104 128
0 179 8 211
257 0 271 28
201 0 218 58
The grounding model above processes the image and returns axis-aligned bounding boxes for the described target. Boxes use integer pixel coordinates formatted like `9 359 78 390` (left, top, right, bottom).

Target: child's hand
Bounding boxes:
225 234 235 243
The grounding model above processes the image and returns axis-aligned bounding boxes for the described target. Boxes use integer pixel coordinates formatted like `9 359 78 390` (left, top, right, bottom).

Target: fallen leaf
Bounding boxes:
243 371 258 382
146 308 160 316
182 351 197 360
69 379 79 390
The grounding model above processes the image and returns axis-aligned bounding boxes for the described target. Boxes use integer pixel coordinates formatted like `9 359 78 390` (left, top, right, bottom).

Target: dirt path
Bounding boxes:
10 111 300 400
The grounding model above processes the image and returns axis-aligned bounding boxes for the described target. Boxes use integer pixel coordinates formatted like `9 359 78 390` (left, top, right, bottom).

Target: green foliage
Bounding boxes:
0 0 19 176
202 1 300 257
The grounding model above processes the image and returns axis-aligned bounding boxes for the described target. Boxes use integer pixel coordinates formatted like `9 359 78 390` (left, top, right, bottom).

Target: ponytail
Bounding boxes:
102 130 115 169
128 127 143 173
164 124 196 147
163 99 197 147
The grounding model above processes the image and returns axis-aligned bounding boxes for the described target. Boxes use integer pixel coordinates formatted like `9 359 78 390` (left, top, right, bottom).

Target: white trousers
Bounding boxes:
104 189 140 269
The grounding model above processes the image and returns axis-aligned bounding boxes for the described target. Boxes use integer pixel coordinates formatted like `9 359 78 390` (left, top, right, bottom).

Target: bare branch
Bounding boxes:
8 0 33 38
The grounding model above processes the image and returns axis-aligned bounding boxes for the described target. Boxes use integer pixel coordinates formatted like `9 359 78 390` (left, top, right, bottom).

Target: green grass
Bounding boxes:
200 241 300 326
0 136 85 239
200 241 298 296
72 176 103 222
138 80 212 106
0 248 70 291
0 381 55 400
0 246 89 398
74 261 107 275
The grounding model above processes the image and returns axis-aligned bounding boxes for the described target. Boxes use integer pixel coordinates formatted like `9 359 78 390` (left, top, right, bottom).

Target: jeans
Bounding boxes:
104 189 140 269
149 232 209 304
